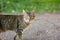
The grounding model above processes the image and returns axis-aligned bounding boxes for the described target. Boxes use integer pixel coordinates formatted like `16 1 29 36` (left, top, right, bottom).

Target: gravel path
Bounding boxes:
22 13 60 40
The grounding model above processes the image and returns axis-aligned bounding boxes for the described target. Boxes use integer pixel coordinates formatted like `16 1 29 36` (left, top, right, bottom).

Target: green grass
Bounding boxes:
0 0 60 13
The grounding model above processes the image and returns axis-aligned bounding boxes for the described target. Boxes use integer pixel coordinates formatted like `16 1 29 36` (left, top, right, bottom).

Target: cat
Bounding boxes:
0 10 35 40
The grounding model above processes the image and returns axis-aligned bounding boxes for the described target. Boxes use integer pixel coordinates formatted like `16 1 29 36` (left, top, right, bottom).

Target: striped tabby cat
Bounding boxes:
0 10 35 40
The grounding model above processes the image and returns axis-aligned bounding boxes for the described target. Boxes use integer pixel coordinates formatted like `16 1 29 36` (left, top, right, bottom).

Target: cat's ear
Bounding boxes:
22 9 26 14
31 10 35 14
22 9 27 16
31 10 35 19
22 9 29 17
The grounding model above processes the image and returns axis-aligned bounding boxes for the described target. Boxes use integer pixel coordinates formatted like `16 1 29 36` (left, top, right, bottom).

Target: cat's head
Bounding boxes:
22 10 35 24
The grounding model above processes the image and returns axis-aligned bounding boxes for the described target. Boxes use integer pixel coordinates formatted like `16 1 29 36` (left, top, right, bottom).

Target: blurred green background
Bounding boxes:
0 0 60 13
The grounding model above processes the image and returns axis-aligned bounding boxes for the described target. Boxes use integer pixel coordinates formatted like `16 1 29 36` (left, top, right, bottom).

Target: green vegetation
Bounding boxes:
0 0 60 13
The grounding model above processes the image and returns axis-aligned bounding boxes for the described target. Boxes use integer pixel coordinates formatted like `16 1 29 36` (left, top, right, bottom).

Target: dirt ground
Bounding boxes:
22 13 60 40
